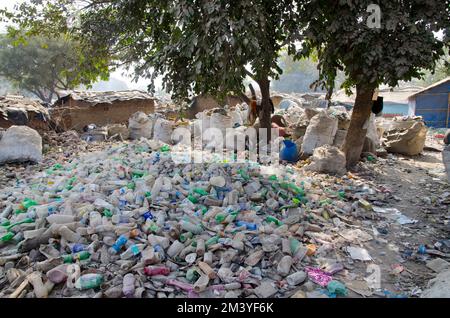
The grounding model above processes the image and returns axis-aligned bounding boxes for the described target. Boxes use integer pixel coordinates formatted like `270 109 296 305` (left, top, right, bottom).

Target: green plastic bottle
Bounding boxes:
187 195 199 204
266 216 282 226
186 268 200 282
132 170 145 178
193 188 208 196
205 236 219 247
63 251 91 263
289 237 301 255
160 145 171 152
0 232 14 242
5 218 34 231
215 213 227 223
75 273 104 290
22 198 38 211
179 232 193 243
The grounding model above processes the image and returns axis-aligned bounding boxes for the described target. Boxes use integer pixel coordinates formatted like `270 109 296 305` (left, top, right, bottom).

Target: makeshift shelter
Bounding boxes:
51 90 156 131
408 77 450 128
0 95 50 131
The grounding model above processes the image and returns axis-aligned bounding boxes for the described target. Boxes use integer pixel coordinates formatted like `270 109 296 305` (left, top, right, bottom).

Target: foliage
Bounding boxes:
0 32 110 103
1 0 303 104
297 0 450 94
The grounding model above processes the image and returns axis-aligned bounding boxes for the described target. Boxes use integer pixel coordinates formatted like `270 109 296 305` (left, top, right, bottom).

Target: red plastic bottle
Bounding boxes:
144 266 170 276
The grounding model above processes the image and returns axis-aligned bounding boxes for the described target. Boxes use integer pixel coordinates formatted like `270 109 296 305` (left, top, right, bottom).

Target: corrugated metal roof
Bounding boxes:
408 77 450 99
0 95 49 121
55 90 156 106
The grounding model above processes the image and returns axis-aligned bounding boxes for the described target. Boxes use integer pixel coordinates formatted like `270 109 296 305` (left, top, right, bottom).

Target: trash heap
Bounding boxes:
0 133 406 299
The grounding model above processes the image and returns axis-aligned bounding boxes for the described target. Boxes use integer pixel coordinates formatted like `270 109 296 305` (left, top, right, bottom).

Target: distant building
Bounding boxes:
51 90 156 131
333 86 423 117
408 77 450 128
0 95 50 131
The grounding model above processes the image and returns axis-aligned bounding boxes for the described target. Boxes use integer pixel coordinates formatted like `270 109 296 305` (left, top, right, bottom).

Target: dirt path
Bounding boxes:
347 143 449 297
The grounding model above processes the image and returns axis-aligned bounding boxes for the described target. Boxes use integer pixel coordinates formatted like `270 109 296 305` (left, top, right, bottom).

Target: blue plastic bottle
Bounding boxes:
110 235 128 254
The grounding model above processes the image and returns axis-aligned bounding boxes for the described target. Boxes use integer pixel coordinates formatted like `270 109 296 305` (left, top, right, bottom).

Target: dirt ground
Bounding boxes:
342 136 449 297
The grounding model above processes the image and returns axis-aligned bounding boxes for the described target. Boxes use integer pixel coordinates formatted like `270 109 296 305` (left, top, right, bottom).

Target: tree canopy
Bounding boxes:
2 0 304 132
2 1 449 165
297 0 449 166
0 33 110 103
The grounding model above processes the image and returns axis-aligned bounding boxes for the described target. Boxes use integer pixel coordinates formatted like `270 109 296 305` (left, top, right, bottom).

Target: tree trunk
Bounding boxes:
257 77 272 143
343 84 376 169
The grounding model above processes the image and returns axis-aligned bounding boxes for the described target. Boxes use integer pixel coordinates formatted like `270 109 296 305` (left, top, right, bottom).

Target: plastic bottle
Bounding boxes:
109 235 128 254
89 211 102 228
144 266 170 276
266 216 283 226
62 251 91 263
0 205 12 219
75 273 104 290
166 240 184 258
122 273 135 298
180 220 203 234
0 232 14 242
70 243 86 253
235 221 257 231
120 244 145 260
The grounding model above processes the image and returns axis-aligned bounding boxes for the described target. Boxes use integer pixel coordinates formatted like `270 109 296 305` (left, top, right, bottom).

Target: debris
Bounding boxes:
280 140 299 162
426 258 450 273
346 246 372 261
254 281 277 298
326 280 348 296
305 267 333 287
421 270 450 298
129 112 154 140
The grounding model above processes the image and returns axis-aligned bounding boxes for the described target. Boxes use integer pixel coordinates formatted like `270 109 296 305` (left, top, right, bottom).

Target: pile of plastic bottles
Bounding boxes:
0 138 385 298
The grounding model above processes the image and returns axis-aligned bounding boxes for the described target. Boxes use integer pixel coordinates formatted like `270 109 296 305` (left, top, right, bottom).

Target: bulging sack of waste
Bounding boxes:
129 111 153 140
301 112 338 157
108 124 130 140
304 145 347 175
365 113 380 148
210 112 232 135
0 126 42 164
385 121 427 156
153 118 174 144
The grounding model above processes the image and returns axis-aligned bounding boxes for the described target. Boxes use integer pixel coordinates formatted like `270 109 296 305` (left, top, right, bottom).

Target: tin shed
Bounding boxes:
408 77 450 128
